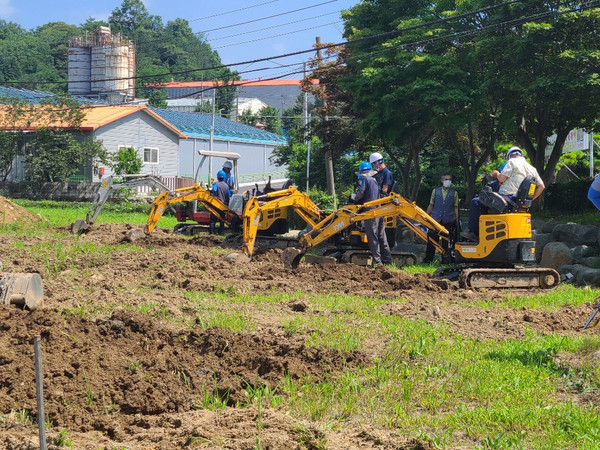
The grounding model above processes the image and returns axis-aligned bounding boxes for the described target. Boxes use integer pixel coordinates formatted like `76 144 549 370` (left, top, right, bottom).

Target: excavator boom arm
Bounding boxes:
242 187 322 256
145 184 232 235
300 193 449 254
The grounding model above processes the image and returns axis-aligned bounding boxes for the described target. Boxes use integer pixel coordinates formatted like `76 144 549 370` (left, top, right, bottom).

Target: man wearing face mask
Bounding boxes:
424 173 459 263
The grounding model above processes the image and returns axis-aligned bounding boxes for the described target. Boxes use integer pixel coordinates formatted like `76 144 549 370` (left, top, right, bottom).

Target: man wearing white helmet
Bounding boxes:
222 160 234 190
461 146 545 242
369 152 394 195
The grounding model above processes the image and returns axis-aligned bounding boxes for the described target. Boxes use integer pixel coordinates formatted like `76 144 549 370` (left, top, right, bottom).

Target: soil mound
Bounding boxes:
0 196 40 225
0 308 370 433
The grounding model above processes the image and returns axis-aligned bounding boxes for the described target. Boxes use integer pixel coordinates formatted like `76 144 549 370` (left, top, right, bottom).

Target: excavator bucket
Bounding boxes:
71 218 90 234
282 248 305 269
0 273 44 310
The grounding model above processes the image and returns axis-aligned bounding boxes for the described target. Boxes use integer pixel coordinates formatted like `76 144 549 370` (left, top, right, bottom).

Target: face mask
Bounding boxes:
443 180 452 188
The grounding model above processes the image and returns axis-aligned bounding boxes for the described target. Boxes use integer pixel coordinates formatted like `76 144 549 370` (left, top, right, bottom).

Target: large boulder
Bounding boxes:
531 219 546 232
541 221 564 234
571 245 598 260
579 257 600 268
552 223 598 247
557 264 587 281
532 232 553 262
540 242 573 270
576 268 600 286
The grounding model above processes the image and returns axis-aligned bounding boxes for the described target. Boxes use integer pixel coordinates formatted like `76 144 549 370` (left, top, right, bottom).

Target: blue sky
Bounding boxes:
0 0 358 80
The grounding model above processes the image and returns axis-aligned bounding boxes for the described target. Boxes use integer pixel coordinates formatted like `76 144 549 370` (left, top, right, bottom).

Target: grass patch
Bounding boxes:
281 323 600 447
11 198 180 228
470 284 600 310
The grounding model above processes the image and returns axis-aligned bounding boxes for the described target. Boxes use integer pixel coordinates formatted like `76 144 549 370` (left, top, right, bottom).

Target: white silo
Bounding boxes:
67 45 91 95
68 27 135 101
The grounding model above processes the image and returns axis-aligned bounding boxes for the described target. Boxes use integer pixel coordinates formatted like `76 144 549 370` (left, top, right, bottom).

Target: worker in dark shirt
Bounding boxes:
209 170 231 235
353 161 392 267
370 151 396 247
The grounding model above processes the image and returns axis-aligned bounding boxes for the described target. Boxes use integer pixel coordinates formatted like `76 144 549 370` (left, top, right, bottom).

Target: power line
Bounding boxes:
208 11 341 42
197 0 339 33
188 0 280 22
214 21 343 49
4 0 596 90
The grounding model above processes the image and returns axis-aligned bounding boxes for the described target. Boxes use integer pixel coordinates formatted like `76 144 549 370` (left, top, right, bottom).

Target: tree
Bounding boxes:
147 89 168 108
482 3 600 188
109 146 142 175
26 129 106 189
238 108 258 127
257 106 281 134
0 130 22 182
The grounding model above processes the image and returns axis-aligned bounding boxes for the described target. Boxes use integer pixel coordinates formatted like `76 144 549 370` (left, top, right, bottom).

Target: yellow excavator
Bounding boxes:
145 177 295 237
243 186 422 266
242 186 323 256
281 176 559 289
145 184 239 235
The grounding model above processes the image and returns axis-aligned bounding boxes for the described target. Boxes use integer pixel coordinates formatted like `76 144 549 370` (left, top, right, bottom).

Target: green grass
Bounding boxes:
471 284 600 310
11 198 180 228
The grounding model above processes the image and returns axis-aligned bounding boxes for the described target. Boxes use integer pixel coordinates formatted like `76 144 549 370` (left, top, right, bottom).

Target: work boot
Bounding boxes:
460 230 478 242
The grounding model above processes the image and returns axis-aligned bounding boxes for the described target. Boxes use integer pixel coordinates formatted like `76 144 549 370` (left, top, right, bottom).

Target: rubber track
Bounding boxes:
458 267 560 289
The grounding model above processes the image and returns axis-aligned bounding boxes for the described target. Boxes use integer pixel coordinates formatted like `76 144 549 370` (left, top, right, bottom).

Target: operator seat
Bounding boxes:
478 176 536 214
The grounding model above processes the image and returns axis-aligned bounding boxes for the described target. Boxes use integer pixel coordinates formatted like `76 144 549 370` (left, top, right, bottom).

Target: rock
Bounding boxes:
304 254 337 266
576 268 600 286
571 245 597 260
541 221 563 234
532 233 553 262
289 298 308 312
124 228 146 242
224 253 251 263
552 223 598 247
558 264 587 282
531 219 546 231
580 257 600 268
540 242 573 270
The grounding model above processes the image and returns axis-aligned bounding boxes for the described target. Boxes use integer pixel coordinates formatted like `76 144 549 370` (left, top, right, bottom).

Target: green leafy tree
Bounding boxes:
147 89 168 108
238 108 258 127
0 130 22 182
257 106 282 134
26 129 106 188
109 146 142 175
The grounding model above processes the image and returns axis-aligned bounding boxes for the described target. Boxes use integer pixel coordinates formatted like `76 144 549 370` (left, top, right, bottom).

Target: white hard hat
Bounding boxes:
223 161 233 169
506 146 523 159
369 152 384 164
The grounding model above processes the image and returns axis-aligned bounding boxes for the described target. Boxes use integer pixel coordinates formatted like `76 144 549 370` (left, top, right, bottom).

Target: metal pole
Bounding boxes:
33 336 47 450
304 63 310 191
590 132 594 178
209 89 216 185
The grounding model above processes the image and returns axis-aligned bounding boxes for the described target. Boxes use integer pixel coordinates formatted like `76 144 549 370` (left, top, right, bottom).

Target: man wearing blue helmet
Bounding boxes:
209 170 231 234
353 161 392 267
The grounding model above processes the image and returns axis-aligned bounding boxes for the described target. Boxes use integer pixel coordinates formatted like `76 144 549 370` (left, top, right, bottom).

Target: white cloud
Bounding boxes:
0 0 16 17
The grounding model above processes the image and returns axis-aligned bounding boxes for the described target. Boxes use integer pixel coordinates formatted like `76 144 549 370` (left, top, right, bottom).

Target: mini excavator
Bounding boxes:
145 177 295 236
243 186 421 266
72 174 170 234
281 176 560 289
145 184 239 235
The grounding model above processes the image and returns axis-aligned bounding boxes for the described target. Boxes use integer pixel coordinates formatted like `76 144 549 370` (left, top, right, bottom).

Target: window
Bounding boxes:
143 147 159 164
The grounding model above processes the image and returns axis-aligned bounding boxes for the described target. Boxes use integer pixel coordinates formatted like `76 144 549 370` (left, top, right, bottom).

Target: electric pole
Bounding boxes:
316 36 337 208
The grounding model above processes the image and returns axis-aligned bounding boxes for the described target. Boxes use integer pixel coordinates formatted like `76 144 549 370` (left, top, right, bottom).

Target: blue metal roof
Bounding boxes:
0 86 107 104
150 107 286 145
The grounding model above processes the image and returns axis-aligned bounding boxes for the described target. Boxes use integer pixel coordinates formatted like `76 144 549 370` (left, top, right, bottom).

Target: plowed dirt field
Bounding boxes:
0 196 598 449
